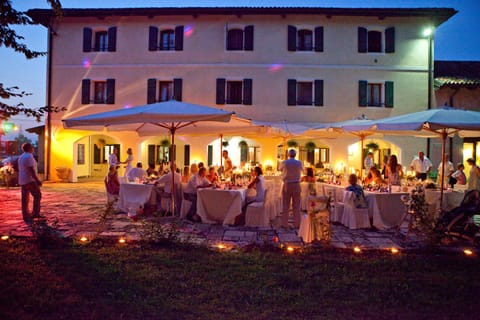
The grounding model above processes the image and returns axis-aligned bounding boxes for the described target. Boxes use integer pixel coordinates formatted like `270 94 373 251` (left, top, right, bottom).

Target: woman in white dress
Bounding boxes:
386 155 404 186
124 148 134 177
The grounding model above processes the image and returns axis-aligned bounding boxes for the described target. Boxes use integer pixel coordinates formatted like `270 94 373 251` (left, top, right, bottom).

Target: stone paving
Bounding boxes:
0 179 435 251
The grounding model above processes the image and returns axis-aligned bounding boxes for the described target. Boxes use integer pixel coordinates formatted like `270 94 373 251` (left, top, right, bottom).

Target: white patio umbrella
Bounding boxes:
63 100 235 214
370 107 480 206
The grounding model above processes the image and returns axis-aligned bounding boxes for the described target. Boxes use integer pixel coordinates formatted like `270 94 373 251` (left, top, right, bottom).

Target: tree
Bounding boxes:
0 0 63 121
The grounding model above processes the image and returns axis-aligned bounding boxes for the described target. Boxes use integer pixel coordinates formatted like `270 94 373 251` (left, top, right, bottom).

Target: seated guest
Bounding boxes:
236 166 266 225
104 165 120 197
155 163 182 194
146 163 158 177
450 163 467 186
385 155 403 186
364 167 385 185
346 174 368 209
183 167 212 222
198 162 205 170
157 162 165 176
206 166 219 184
127 162 146 182
301 167 316 183
181 166 190 183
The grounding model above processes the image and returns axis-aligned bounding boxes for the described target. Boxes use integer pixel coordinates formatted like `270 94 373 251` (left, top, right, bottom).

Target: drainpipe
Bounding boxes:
45 24 54 181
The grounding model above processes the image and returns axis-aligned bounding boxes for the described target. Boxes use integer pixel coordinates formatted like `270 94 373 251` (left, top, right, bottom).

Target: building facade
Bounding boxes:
28 7 455 181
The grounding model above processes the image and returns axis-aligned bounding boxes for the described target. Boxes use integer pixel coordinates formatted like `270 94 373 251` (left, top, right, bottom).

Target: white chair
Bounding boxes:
325 187 344 223
340 191 370 229
245 190 270 227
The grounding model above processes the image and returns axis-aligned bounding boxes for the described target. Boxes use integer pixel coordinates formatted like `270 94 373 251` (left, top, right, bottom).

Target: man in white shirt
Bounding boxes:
364 152 375 172
155 163 182 214
437 154 454 187
108 147 119 168
18 143 43 222
183 167 212 222
126 162 146 182
410 151 433 181
279 149 303 229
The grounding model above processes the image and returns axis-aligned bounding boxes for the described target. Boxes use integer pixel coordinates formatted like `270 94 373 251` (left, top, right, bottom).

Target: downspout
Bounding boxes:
46 24 54 181
426 32 434 158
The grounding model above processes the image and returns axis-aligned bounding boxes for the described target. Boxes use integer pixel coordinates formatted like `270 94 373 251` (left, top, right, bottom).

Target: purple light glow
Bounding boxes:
269 64 283 72
123 104 132 109
82 59 91 68
184 25 194 37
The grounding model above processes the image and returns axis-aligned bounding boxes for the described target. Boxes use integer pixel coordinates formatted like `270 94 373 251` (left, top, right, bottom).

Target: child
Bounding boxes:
450 163 466 187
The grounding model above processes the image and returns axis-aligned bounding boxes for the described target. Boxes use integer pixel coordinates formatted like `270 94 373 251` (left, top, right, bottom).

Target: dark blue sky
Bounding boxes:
1 0 479 135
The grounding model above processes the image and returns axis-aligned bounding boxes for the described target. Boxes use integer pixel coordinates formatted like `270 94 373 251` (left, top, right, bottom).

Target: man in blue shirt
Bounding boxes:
279 149 303 229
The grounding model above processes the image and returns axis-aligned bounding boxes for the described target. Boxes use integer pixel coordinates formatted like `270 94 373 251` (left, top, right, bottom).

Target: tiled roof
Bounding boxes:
27 7 456 27
434 61 480 89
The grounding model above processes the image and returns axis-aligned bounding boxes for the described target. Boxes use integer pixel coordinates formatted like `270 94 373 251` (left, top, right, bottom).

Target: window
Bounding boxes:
81 79 115 104
147 145 170 165
149 26 184 51
358 27 395 53
226 25 254 51
83 27 116 52
297 29 313 51
299 147 329 165
287 79 324 106
77 144 85 165
147 78 182 104
160 30 175 50
288 26 323 52
216 78 253 105
358 80 394 108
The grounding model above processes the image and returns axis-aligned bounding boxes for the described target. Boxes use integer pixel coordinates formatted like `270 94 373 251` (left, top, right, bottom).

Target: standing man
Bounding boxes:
222 150 233 178
108 147 119 168
437 153 454 188
279 149 303 229
18 143 42 222
364 152 375 173
410 151 433 181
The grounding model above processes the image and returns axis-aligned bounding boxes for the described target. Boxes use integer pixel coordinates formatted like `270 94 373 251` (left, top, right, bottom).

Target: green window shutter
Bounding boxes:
147 78 156 104
314 79 324 106
148 26 158 51
81 79 90 104
243 78 252 105
184 145 190 166
288 25 297 51
314 26 324 52
207 145 213 166
244 25 254 51
359 80 367 107
287 79 297 106
175 25 184 51
106 79 115 104
107 27 117 52
148 145 156 165
358 27 367 53
385 81 394 108
385 27 395 53
173 78 183 101
216 78 226 104
83 27 92 52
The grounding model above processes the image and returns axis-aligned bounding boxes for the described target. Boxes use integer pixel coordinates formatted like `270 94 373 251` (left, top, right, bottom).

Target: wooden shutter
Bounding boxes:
385 81 394 108
244 25 254 51
148 145 156 165
148 26 158 51
207 145 213 166
216 78 226 104
107 27 117 52
184 145 190 166
314 26 324 52
81 79 90 104
287 79 297 106
359 80 368 107
93 144 101 164
314 80 324 106
175 25 184 51
358 27 367 53
173 78 183 101
243 78 252 105
147 78 157 104
288 25 297 51
83 27 92 52
385 27 395 53
106 78 115 104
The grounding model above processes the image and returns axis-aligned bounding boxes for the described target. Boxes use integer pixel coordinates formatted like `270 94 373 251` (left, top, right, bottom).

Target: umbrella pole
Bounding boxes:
359 134 365 180
220 134 223 172
170 127 176 215
439 129 447 213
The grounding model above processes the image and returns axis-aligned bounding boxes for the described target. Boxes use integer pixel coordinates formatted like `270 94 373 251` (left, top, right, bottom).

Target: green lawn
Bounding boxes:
0 238 477 319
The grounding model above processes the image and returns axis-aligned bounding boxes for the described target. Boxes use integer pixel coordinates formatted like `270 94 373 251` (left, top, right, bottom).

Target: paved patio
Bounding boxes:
0 179 434 251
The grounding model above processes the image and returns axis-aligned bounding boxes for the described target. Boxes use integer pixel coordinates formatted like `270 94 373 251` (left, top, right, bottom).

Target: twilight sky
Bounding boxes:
1 0 479 139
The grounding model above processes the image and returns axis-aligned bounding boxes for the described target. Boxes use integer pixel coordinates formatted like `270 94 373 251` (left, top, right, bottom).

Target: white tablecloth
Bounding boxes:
300 182 326 211
117 183 155 216
425 189 464 215
365 191 408 230
197 188 247 225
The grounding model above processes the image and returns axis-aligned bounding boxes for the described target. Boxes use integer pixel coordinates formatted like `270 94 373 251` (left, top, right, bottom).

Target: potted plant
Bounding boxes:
222 140 229 147
365 141 379 151
305 141 316 151
287 140 298 148
160 138 171 147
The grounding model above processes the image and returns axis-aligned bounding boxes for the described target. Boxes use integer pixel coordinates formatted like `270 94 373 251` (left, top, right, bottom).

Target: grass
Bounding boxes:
0 238 478 320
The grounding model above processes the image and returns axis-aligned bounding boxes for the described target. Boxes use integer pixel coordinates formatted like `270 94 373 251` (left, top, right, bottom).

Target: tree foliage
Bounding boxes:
0 0 63 121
